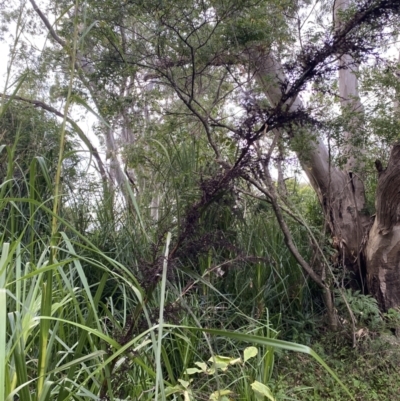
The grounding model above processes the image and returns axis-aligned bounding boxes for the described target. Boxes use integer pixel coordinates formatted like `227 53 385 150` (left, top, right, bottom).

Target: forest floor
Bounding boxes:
274 329 400 400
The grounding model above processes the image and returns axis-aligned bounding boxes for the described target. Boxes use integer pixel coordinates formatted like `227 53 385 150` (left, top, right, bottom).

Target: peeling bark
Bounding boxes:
366 144 400 310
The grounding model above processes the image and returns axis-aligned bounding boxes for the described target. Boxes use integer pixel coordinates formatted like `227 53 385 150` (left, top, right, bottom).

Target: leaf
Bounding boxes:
194 361 208 372
0 73 27 119
185 367 204 375
70 94 110 128
208 355 234 363
0 289 6 401
178 379 191 389
124 175 148 239
209 389 233 400
164 385 183 398
208 355 238 371
78 20 99 44
251 381 276 401
244 346 258 362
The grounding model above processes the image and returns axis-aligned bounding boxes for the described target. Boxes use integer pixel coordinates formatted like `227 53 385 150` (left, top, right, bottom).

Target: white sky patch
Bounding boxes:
1 1 399 187
0 13 105 171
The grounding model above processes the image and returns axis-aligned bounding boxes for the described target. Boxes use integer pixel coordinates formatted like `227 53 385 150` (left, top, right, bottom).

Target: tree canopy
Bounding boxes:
2 0 400 399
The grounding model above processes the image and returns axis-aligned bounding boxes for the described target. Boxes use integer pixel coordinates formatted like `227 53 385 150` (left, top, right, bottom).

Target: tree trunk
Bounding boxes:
251 0 385 300
253 51 370 283
366 144 400 310
256 45 400 310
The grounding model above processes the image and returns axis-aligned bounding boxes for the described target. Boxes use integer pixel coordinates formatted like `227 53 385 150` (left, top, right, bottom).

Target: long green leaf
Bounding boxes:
0 289 6 401
155 232 171 401
0 73 27 119
176 326 355 401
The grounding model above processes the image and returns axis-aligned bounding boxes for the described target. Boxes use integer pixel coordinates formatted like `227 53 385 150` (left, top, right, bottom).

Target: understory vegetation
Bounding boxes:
2 0 400 400
1 98 400 400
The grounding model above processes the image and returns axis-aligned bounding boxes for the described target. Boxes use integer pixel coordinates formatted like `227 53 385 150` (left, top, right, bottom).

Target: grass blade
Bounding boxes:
0 288 6 401
182 326 355 401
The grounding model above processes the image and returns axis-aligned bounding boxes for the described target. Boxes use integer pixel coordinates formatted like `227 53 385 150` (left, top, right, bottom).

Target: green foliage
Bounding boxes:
335 289 381 329
4 0 400 399
0 131 354 401
223 0 295 47
0 102 80 224
275 332 400 400
171 345 275 401
383 308 400 336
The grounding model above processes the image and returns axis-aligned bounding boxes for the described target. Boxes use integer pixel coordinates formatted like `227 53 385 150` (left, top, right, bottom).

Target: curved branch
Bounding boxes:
241 172 325 288
28 0 66 47
0 92 110 187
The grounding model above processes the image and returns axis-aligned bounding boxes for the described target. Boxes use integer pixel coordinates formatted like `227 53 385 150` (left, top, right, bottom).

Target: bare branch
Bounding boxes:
240 169 325 288
28 0 66 47
1 92 109 186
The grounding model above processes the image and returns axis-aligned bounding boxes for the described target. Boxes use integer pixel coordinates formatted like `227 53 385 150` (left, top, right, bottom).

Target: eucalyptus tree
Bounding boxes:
5 0 400 320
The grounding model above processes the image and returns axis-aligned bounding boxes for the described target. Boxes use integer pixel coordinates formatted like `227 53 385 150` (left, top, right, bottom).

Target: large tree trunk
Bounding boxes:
366 144 400 310
253 51 370 284
255 49 400 310
253 0 400 308
368 51 400 310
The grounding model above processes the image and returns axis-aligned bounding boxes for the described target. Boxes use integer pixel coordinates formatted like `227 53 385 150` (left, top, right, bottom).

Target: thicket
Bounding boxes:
1 97 400 401
2 0 400 399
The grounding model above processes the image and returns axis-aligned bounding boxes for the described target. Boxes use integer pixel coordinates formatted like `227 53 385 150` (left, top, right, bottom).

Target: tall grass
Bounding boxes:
0 48 355 399
0 132 357 401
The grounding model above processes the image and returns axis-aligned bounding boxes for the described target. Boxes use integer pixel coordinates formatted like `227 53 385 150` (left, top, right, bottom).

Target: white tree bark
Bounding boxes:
252 49 369 280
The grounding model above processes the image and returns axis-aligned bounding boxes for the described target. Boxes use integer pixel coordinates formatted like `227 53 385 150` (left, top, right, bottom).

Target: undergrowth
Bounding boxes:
275 330 400 401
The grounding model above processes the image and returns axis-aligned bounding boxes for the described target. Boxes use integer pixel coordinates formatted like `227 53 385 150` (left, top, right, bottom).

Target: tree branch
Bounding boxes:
0 93 110 186
28 0 66 47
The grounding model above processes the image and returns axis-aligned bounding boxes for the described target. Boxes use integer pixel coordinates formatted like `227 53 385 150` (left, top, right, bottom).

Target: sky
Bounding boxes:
1 1 399 184
0 15 104 165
